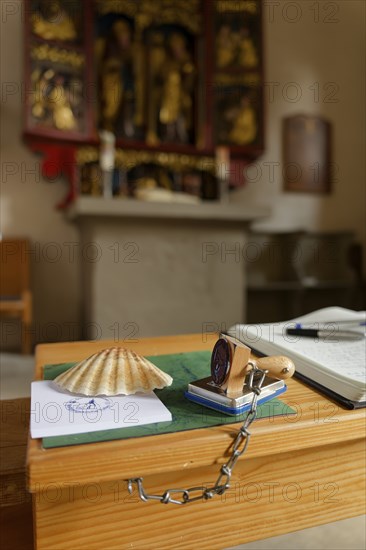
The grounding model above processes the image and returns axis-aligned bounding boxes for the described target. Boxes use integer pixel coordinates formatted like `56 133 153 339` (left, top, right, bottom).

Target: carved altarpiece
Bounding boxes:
24 0 264 205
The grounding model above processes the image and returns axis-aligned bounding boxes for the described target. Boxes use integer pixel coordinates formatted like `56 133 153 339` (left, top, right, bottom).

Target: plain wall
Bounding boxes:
236 0 366 243
1 0 365 347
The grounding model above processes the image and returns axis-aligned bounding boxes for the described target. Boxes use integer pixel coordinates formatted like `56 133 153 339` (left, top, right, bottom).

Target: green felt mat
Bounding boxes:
42 351 295 449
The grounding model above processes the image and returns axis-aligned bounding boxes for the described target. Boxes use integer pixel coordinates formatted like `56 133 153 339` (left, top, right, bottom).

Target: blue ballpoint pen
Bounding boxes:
295 321 366 329
286 328 365 341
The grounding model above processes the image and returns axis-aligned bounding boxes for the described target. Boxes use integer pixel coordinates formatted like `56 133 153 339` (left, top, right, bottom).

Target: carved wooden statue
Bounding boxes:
148 31 195 145
97 19 136 138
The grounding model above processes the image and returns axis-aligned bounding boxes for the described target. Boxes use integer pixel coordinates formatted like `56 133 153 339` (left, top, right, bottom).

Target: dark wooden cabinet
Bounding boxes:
246 231 362 323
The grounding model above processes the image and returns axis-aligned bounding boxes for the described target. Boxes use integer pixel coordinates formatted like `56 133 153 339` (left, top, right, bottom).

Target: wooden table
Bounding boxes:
0 398 33 550
26 335 366 550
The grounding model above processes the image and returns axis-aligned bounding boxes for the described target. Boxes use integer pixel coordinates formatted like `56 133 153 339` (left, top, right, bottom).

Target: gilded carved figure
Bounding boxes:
226 96 257 145
148 31 195 144
31 0 77 41
31 68 79 131
97 19 137 138
216 24 258 69
216 25 237 68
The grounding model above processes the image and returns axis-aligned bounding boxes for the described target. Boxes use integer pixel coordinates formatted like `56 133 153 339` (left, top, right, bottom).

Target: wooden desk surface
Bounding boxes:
26 334 366 550
1 398 33 550
28 334 365 488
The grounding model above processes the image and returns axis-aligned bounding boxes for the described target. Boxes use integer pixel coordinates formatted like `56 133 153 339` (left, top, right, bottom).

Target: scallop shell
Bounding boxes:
53 347 173 396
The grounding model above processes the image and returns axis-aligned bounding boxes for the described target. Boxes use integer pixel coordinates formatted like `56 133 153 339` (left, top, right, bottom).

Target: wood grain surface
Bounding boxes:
27 334 366 550
33 439 365 550
0 398 33 550
1 398 31 506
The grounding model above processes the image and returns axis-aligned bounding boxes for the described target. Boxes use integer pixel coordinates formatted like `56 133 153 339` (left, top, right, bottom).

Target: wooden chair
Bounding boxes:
0 239 32 354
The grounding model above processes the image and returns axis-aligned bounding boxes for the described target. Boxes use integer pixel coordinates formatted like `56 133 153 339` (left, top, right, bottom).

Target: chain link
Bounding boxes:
127 366 267 504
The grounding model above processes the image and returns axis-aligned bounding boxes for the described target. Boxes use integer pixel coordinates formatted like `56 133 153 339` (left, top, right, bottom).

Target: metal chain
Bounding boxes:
127 366 268 505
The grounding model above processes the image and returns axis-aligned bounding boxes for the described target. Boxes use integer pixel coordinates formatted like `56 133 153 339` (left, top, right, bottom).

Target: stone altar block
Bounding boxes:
68 198 268 339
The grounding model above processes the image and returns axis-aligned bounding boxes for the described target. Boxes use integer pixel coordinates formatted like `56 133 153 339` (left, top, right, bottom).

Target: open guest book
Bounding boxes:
229 307 366 409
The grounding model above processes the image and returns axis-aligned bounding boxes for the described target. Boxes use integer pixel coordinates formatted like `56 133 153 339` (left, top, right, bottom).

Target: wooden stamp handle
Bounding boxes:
249 356 295 380
222 344 251 397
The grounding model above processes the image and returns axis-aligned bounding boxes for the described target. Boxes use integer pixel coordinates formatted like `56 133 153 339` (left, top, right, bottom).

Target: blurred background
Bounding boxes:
1 0 365 352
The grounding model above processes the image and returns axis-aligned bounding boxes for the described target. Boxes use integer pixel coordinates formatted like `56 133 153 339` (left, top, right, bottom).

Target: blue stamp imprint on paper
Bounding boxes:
64 397 112 413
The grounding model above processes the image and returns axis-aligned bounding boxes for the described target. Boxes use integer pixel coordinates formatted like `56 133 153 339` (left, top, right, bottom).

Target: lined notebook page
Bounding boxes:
231 307 366 389
271 327 365 384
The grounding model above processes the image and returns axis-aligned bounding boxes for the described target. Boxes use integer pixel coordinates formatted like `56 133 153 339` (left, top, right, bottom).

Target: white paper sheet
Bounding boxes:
30 380 172 438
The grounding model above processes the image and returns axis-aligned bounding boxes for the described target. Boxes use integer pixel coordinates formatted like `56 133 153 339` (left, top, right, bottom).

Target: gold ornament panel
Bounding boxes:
95 0 202 34
31 0 83 44
24 0 264 197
